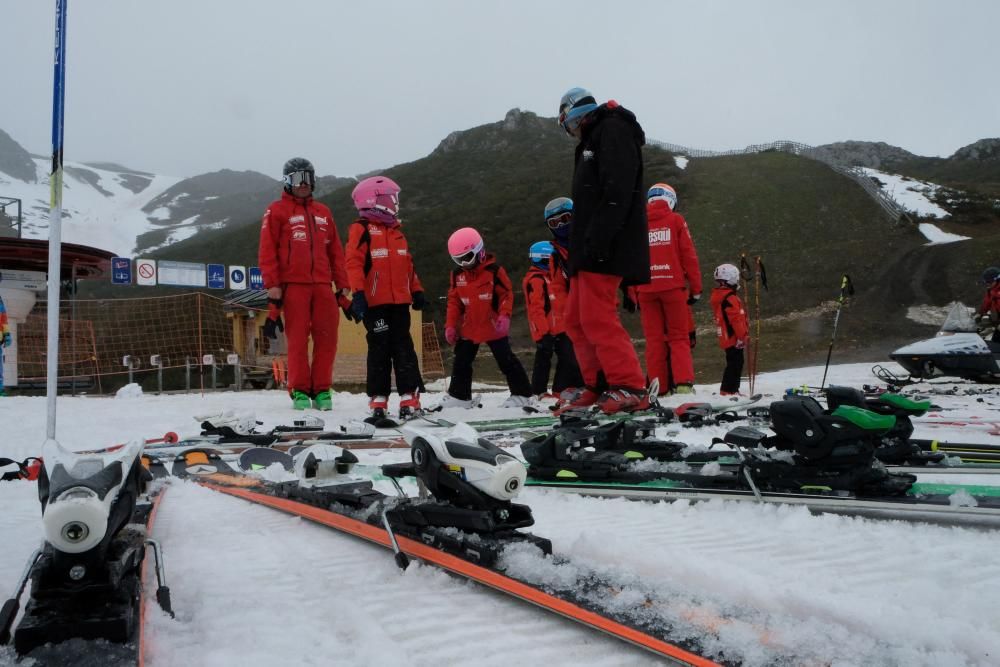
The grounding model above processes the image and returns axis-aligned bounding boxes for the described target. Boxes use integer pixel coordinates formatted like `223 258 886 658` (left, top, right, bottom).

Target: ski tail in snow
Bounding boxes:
1 439 173 662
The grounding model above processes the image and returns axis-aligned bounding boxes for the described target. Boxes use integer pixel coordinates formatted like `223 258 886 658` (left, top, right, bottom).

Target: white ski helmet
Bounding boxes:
714 263 740 286
647 183 677 210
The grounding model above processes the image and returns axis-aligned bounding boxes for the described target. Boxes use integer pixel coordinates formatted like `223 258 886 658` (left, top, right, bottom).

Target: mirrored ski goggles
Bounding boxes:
283 170 315 188
451 250 479 267
546 212 572 230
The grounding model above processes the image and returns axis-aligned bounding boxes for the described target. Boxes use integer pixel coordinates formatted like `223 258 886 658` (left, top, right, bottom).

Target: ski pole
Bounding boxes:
750 256 767 395
740 254 755 391
820 274 855 389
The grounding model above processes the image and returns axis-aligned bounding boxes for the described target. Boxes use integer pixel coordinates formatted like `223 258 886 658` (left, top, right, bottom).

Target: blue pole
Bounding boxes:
46 0 67 440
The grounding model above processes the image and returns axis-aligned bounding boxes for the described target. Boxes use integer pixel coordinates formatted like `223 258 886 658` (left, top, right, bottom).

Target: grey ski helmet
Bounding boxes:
283 157 315 194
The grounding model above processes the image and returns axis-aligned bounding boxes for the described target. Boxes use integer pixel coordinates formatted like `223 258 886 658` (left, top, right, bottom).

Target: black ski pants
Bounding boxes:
721 346 744 393
530 333 584 395
364 304 424 397
448 336 531 401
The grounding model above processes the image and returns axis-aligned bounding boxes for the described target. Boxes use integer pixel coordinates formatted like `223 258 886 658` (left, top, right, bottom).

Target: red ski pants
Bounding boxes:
564 272 645 390
282 283 339 395
638 288 694 391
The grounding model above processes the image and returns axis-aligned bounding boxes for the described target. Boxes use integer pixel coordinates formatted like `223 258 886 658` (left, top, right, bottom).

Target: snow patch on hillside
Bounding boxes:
859 168 951 219
919 222 970 245
0 157 183 256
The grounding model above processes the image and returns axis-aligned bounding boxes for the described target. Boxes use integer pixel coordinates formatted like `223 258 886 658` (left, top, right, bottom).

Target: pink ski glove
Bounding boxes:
494 315 510 337
445 327 458 345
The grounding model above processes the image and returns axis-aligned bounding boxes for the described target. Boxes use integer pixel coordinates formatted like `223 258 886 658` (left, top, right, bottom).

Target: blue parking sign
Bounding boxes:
207 264 226 289
249 267 263 290
111 257 132 285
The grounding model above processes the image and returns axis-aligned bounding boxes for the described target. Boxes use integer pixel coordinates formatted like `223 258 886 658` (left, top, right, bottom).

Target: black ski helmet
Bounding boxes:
282 157 315 194
983 267 1000 284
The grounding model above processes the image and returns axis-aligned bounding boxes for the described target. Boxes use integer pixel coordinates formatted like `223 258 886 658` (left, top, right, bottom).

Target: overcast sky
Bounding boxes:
3 1 998 180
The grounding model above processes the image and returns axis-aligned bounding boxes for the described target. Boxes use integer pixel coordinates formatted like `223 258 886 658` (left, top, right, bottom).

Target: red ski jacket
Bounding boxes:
979 283 1000 317
345 219 423 306
637 200 702 295
710 286 749 349
259 191 348 289
446 255 514 344
522 266 566 342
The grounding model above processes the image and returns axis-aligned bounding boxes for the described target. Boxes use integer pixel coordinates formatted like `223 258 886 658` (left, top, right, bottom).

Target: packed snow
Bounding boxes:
674 155 689 170
918 222 971 246
1 362 999 666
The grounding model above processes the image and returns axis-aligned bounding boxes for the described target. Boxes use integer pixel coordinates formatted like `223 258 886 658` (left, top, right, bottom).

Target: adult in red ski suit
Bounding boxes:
637 184 702 395
258 158 350 409
557 87 650 413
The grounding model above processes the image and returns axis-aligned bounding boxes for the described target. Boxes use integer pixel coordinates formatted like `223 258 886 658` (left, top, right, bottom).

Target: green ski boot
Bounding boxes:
291 390 312 410
313 390 333 411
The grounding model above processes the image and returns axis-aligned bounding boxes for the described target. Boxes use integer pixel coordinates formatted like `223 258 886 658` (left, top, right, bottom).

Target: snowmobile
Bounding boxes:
1 438 173 658
890 332 1000 383
888 303 1000 382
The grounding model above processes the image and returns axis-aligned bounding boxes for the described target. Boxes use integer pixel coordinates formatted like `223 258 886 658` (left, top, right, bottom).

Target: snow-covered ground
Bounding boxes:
2 362 999 666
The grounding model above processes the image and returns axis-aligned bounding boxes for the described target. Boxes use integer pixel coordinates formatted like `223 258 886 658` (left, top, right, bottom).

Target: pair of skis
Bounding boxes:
166 424 728 665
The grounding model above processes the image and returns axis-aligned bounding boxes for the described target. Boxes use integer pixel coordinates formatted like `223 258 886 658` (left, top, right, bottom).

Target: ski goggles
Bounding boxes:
283 170 315 188
545 212 572 230
451 250 480 267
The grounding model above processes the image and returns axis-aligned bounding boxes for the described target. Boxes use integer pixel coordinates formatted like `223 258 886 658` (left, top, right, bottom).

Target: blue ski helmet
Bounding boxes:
529 241 554 269
543 196 573 243
558 87 598 135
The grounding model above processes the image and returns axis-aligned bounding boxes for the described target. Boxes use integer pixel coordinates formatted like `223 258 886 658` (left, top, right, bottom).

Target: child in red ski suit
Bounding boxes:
710 264 749 395
443 227 533 408
522 241 582 397
637 183 702 395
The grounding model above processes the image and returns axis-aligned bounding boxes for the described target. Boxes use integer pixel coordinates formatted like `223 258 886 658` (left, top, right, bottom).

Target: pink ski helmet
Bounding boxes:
448 227 485 267
352 176 401 224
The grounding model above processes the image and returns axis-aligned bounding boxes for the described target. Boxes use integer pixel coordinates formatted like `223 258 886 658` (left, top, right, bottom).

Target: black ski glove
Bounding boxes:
352 292 368 320
411 291 426 311
687 293 702 306
263 315 284 340
336 293 359 323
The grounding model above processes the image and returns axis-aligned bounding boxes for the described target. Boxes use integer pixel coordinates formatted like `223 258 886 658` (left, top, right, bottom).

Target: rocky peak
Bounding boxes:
951 138 1000 161
809 141 916 168
0 129 37 183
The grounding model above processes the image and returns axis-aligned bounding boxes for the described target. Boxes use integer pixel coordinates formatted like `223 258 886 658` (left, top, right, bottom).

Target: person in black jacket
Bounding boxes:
555 87 652 415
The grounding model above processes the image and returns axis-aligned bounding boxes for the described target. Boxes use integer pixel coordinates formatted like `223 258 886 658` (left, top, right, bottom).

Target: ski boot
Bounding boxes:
398 391 422 421
291 390 311 411
368 396 388 421
673 384 696 395
501 395 541 411
312 390 333 411
552 386 601 416
596 386 651 415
